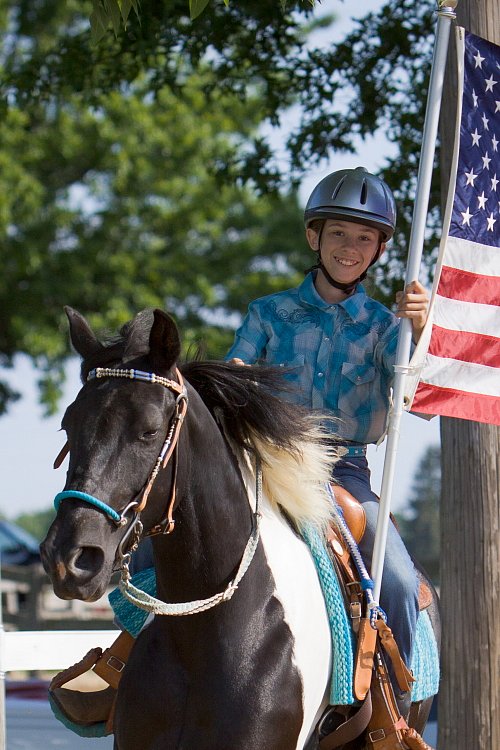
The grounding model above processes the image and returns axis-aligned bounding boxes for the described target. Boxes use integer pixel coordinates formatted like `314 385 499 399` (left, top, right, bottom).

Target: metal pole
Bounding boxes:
371 1 458 603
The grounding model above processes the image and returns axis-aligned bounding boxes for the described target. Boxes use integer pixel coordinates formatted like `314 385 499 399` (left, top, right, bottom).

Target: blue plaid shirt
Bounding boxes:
226 273 401 445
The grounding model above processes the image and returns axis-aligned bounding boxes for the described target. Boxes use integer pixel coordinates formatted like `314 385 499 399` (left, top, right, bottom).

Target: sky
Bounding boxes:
0 0 441 522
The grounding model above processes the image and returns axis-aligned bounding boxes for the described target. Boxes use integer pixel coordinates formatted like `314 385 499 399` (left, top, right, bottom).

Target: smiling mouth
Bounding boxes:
334 256 358 267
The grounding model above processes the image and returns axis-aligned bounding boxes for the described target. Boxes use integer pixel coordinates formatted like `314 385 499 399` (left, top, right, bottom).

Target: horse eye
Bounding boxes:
141 429 159 439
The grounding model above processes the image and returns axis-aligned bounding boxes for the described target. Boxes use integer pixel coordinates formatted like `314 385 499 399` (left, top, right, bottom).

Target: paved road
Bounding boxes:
7 698 113 749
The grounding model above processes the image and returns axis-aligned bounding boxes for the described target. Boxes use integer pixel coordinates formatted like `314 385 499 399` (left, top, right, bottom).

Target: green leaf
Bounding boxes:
89 6 110 45
119 0 133 23
103 0 122 36
190 0 210 20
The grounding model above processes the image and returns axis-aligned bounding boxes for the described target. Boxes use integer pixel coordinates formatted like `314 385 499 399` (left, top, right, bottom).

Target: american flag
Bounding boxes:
406 28 500 425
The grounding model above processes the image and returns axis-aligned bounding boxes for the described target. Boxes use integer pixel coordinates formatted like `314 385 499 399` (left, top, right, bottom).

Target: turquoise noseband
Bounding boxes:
54 490 123 524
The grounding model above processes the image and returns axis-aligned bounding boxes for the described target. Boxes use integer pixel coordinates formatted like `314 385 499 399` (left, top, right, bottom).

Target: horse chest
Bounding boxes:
115 510 331 750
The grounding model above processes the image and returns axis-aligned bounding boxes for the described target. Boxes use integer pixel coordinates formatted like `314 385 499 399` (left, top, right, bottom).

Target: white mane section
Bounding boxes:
248 418 339 530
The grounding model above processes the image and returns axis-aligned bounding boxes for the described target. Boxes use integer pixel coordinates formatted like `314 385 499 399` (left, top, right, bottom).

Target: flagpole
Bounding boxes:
370 0 458 604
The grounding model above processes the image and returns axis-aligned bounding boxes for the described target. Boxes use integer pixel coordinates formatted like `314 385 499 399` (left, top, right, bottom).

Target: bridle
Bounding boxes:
52 365 262 616
54 366 188 547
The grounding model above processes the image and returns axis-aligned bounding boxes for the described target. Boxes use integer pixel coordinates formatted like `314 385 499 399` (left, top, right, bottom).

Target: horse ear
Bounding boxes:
149 309 181 371
65 306 104 360
122 309 155 363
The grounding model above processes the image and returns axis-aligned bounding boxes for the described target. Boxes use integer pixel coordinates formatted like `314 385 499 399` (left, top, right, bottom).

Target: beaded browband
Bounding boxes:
87 367 186 396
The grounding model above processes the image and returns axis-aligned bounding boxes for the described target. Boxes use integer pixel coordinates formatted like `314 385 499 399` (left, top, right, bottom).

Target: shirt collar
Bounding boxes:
298 272 367 320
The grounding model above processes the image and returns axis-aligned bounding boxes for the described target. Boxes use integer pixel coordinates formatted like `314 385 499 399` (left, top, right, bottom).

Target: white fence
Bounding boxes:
1 629 116 673
1 629 117 750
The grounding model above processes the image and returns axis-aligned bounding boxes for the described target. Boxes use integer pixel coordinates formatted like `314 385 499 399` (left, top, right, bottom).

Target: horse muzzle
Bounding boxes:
40 530 110 602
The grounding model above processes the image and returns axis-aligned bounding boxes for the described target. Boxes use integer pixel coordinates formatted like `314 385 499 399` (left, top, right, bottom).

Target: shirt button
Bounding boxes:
318 372 324 378
324 337 329 341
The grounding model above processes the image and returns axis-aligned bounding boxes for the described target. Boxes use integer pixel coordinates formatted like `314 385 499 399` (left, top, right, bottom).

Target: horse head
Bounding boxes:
40 307 185 602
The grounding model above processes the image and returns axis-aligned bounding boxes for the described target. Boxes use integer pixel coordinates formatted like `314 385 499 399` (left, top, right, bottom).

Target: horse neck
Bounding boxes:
151 386 255 607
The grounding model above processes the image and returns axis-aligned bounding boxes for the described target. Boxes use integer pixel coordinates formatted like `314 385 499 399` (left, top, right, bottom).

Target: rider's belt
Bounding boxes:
337 444 367 457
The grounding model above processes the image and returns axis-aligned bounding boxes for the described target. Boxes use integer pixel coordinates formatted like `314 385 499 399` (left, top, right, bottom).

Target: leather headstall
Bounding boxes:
53 367 189 538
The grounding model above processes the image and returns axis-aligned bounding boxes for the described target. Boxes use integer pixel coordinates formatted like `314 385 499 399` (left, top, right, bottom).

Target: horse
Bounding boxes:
41 307 439 750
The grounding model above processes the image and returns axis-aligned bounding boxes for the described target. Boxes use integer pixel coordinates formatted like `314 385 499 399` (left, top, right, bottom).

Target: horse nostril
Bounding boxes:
69 546 105 576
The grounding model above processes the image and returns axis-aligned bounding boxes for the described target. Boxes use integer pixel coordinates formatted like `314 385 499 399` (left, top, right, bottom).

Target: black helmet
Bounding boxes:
304 167 396 241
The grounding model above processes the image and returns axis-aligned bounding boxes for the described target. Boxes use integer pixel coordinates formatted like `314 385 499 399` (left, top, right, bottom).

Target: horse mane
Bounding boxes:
180 361 337 530
78 316 337 530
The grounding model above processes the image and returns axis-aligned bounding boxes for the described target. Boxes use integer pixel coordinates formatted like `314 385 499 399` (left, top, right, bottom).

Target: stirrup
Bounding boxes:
48 631 134 735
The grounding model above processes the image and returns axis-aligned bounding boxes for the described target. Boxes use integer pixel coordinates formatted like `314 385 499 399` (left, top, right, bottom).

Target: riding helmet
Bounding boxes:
304 167 396 241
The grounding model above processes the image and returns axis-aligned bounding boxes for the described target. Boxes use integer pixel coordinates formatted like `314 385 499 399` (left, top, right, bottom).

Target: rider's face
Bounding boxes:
306 219 383 285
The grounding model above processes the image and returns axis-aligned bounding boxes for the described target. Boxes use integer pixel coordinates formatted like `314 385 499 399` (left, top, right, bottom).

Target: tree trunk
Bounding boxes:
439 3 500 748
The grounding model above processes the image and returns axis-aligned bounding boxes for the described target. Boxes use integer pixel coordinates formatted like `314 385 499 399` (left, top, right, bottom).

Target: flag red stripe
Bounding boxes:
437 266 500 306
428 326 500 367
411 382 500 425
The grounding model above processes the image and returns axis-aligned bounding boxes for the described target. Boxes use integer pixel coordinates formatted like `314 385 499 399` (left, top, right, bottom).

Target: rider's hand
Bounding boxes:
395 280 429 343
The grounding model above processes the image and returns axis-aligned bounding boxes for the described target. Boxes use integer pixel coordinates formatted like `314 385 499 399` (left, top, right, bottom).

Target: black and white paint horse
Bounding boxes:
41 308 436 749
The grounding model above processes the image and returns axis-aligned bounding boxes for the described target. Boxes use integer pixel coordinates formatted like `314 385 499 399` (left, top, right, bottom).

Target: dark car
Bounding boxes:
0 520 41 566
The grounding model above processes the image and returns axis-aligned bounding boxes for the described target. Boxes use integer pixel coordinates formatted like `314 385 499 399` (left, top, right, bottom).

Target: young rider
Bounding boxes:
226 167 429 709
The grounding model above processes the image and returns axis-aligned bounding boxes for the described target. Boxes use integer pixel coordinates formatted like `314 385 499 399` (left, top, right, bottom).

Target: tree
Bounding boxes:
438 3 500 748
398 445 440 584
1 4 315 414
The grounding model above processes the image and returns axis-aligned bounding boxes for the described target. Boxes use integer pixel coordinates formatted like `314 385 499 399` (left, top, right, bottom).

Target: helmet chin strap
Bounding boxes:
307 259 360 295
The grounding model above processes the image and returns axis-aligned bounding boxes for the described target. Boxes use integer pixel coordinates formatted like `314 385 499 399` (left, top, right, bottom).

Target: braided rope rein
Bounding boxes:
118 461 263 616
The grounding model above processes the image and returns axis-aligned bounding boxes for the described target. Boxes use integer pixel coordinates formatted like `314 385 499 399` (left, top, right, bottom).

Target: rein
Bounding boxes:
119 461 263 616
52 365 263 616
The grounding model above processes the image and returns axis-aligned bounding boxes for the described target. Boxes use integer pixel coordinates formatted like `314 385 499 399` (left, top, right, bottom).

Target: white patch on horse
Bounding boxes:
242 460 332 749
